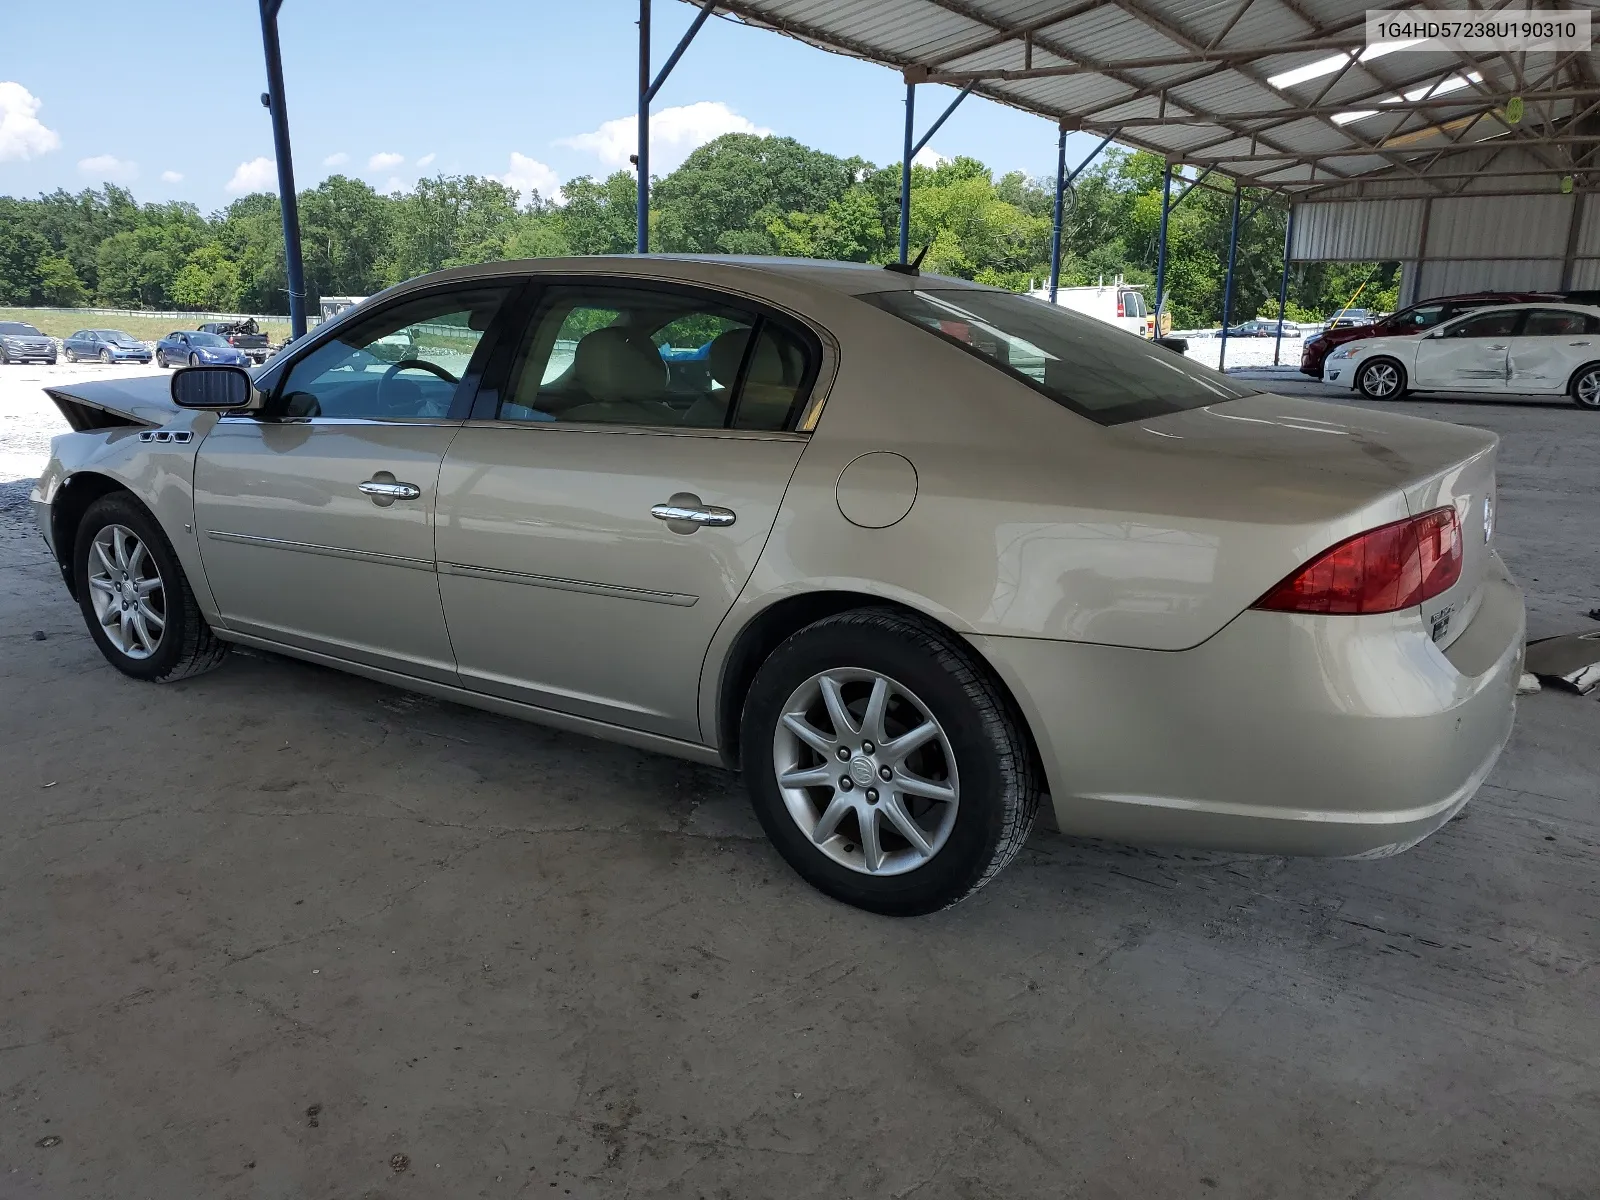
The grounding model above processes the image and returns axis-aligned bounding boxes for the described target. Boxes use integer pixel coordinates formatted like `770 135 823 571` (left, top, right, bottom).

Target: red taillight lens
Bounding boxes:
1253 507 1463 615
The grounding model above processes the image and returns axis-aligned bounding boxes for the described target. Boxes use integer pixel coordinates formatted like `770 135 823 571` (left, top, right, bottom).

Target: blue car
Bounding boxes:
155 330 252 369
63 329 152 364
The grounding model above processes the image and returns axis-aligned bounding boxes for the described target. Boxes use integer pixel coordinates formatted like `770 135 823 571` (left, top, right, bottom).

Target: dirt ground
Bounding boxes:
1 362 1597 1199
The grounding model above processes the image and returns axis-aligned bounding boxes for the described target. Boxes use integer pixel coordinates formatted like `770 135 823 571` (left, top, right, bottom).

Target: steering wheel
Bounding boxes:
376 358 459 415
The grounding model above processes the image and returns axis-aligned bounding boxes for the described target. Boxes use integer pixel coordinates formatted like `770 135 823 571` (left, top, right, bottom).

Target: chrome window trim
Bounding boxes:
455 418 807 442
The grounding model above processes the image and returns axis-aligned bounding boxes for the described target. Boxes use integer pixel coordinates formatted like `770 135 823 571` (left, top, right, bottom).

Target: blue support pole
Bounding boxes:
1048 126 1068 303
1274 204 1296 366
899 82 915 264
636 0 650 253
910 81 975 158
1218 185 1243 371
258 0 306 340
1154 160 1173 326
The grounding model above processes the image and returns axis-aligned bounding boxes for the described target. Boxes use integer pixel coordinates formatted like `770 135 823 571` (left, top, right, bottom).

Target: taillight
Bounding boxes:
1253 507 1462 615
1117 296 1125 317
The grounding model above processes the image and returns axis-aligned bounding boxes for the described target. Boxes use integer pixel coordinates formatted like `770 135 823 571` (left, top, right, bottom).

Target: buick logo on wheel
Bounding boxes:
850 757 876 786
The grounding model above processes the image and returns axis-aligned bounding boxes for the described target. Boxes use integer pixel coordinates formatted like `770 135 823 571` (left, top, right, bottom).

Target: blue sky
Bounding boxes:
0 0 1114 209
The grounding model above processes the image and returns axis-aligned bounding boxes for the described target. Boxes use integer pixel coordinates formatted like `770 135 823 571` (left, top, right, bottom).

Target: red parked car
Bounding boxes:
1301 292 1562 377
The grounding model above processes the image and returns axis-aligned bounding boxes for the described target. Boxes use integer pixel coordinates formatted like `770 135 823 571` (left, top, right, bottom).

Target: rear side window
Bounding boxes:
498 282 819 432
1521 309 1597 336
862 287 1256 425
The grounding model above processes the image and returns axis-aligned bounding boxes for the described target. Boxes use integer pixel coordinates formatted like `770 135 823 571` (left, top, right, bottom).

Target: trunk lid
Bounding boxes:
1117 391 1498 645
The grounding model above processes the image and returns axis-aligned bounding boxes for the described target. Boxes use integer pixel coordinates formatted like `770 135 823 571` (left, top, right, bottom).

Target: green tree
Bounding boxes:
171 244 243 310
556 172 638 256
36 252 87 305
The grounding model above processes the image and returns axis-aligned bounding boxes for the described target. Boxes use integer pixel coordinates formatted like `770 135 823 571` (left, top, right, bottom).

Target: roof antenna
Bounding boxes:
884 243 932 275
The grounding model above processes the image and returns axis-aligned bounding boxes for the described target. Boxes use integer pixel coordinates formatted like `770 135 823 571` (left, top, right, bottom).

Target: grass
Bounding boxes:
0 308 295 344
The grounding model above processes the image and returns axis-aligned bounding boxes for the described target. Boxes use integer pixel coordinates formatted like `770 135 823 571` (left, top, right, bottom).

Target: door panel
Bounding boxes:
435 426 806 741
1412 310 1520 391
193 420 460 680
1507 309 1595 393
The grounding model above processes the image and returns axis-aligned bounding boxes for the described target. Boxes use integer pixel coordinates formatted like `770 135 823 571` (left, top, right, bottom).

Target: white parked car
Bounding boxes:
1326 302 1600 408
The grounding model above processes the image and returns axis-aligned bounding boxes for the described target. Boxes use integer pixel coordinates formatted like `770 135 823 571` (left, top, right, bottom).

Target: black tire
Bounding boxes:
99 348 113 364
741 607 1040 916
65 349 76 363
155 350 167 368
189 352 200 367
73 492 230 683
1569 362 1600 409
1356 356 1408 400
0 347 9 365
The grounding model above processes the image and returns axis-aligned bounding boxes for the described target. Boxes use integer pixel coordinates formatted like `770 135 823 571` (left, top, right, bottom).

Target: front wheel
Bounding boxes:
155 350 167 368
99 349 113 364
189 352 200 367
741 608 1040 916
1357 357 1407 400
65 349 76 363
73 492 229 683
1571 364 1600 409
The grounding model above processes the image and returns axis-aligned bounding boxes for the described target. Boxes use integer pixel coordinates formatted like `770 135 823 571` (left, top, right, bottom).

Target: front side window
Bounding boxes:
1391 304 1444 331
275 287 507 420
498 283 816 432
1444 310 1522 339
863 287 1256 425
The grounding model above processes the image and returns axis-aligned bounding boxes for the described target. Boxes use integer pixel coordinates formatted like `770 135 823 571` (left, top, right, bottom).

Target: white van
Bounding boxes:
1030 280 1155 338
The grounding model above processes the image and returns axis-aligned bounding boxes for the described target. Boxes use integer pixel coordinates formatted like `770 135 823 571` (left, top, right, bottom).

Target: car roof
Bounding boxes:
393 254 1004 300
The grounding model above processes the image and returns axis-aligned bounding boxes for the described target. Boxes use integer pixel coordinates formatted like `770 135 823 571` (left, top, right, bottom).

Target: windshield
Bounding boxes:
863 287 1257 425
187 332 229 347
95 330 142 346
0 322 44 336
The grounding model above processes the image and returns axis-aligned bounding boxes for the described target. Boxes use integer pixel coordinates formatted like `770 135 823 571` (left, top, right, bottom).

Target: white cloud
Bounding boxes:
558 101 770 172
368 151 404 171
160 169 183 183
912 146 948 169
382 176 407 194
78 154 138 182
226 156 277 193
323 151 349 167
499 152 562 203
416 152 436 168
0 82 61 161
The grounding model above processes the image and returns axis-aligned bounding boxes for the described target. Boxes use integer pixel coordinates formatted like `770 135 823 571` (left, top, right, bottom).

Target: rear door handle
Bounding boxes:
651 492 736 533
1570 340 1592 346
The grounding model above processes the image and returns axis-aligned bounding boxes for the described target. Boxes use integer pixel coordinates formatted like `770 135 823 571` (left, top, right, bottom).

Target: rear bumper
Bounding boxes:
974 552 1524 858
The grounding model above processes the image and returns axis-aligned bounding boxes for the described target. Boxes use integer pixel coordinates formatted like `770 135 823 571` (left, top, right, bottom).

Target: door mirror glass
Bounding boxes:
171 365 259 410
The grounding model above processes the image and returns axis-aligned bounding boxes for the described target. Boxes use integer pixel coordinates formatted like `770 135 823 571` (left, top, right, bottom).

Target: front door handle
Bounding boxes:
359 474 422 506
1570 340 1592 346
1487 344 1507 350
651 492 736 534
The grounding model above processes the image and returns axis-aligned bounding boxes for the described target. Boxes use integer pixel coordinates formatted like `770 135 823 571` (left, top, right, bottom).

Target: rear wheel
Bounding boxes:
1570 363 1600 409
73 493 229 683
741 608 1040 915
1357 357 1407 400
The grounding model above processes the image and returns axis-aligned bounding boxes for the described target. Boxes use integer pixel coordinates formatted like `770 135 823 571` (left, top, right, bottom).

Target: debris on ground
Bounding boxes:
1517 673 1542 695
1525 632 1600 695
390 1153 410 1174
32 630 46 640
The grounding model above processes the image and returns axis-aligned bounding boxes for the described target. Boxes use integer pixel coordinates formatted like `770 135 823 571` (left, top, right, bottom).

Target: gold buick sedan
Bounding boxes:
32 257 1525 914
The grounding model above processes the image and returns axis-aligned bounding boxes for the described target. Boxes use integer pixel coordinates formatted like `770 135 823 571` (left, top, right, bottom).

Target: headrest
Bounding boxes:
573 327 667 401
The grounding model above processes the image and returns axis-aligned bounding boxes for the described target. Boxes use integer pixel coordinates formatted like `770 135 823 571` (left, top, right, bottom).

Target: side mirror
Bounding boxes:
171 364 262 410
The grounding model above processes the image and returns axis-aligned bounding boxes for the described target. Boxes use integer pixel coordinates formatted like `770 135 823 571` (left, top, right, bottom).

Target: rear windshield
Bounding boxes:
862 288 1256 424
0 322 44 336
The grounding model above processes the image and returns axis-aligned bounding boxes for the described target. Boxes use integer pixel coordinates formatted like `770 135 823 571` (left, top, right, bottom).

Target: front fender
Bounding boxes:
31 412 222 621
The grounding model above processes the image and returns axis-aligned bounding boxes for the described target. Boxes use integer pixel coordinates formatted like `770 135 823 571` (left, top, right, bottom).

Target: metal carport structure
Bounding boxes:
257 0 1600 359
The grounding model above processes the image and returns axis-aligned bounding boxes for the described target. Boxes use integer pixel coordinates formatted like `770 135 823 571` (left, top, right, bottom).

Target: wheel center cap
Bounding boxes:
849 756 875 787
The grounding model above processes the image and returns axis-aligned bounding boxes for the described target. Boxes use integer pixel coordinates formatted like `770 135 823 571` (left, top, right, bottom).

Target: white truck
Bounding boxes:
1030 279 1156 338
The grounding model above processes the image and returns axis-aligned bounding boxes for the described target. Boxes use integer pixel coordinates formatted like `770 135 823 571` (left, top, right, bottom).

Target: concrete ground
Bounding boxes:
1 361 1597 1199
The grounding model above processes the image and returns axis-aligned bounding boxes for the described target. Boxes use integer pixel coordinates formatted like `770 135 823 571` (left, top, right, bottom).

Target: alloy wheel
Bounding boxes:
1361 361 1399 397
86 524 166 659
772 668 959 876
1576 369 1600 408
